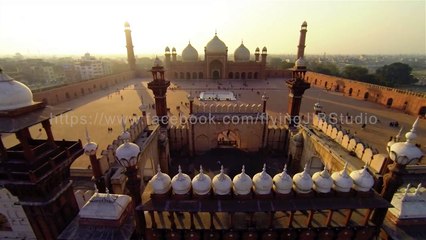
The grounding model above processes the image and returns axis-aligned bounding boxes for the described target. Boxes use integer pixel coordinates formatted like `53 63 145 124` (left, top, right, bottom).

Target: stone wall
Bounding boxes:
306 72 426 116
32 71 135 105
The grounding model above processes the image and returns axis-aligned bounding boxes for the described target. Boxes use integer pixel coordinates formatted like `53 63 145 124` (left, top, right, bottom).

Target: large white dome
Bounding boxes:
234 42 250 62
331 163 353 192
232 165 252 195
252 164 273 195
273 165 293 194
0 70 34 111
182 42 199 62
171 165 191 195
205 34 227 54
212 166 232 195
191 166 212 195
150 165 172 194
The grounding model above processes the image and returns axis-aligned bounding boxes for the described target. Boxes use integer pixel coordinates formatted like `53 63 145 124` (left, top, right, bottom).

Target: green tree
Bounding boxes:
268 57 282 69
309 62 340 76
375 62 418 87
281 61 294 69
342 65 376 83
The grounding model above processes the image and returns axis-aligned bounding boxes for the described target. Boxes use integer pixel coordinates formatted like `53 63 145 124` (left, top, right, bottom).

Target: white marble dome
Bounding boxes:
212 166 232 195
115 141 140 167
232 165 253 195
295 58 306 68
84 142 98 156
0 69 34 111
205 34 227 54
253 164 273 195
192 166 212 195
182 42 199 62
331 163 353 192
312 167 333 193
273 165 293 194
292 164 313 193
234 42 250 62
350 164 374 192
150 165 171 194
389 118 423 165
171 165 191 195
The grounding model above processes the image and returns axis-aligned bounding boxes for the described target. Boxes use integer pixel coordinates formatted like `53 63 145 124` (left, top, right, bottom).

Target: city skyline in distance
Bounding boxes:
0 0 425 57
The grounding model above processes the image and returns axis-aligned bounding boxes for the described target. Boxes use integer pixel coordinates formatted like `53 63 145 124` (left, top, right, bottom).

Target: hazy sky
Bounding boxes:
0 0 425 57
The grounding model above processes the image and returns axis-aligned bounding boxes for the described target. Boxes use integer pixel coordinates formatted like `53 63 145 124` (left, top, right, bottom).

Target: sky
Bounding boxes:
0 0 425 57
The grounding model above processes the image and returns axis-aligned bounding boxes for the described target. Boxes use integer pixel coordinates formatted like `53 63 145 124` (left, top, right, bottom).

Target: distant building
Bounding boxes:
74 53 112 80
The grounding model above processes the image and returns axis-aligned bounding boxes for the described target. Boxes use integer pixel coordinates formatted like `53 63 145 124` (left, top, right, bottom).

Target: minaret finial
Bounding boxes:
396 127 404 141
85 127 91 143
178 165 182 174
415 183 422 196
405 117 420 143
242 165 245 173
262 163 266 172
121 115 126 132
157 164 161 173
215 29 217 36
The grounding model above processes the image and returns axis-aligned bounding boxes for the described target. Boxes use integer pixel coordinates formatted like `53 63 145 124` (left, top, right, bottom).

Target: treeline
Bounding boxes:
309 62 418 87
268 57 418 87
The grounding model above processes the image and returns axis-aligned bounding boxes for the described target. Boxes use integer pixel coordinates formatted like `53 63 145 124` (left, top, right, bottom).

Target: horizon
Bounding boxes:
0 0 425 56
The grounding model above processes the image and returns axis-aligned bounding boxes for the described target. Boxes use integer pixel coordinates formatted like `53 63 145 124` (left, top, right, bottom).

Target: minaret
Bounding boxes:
165 46 171 66
261 46 267 64
172 47 177 62
255 47 260 62
148 57 170 127
297 21 308 60
124 22 136 71
286 58 310 128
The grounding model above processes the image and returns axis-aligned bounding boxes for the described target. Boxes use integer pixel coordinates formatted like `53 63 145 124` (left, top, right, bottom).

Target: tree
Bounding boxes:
268 57 282 69
375 62 418 87
309 62 340 76
342 65 376 83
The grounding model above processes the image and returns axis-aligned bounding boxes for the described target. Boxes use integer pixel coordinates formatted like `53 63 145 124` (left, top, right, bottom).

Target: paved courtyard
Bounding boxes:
3 77 425 171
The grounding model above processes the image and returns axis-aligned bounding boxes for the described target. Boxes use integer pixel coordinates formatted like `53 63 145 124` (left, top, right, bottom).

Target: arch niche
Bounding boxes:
386 98 393 108
217 129 240 148
209 60 223 79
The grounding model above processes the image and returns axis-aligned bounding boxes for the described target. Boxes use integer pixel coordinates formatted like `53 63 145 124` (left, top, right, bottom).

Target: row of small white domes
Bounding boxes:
149 163 374 196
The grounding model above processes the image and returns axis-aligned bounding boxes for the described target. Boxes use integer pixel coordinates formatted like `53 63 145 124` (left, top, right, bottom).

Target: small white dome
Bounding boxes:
350 164 374 192
171 165 191 195
253 164 273 195
192 166 212 195
262 47 267 52
205 34 227 54
292 164 313 193
232 165 253 195
150 165 172 194
273 165 293 194
389 118 423 165
234 42 250 62
295 58 306 68
331 163 353 192
312 167 333 193
0 69 34 111
115 142 140 167
84 142 98 156
182 42 199 62
212 166 232 195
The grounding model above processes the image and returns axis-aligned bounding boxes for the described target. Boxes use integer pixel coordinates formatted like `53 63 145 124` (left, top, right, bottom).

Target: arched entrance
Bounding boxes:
419 106 426 117
348 88 353 96
217 130 240 148
386 98 393 108
363 92 369 100
228 72 233 79
209 60 223 79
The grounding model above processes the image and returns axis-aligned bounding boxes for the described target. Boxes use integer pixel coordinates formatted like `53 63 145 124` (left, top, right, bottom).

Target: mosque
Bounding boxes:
162 23 302 80
0 21 424 240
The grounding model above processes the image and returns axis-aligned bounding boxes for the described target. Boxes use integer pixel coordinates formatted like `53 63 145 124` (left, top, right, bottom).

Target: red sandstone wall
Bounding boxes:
32 71 135 105
305 72 426 116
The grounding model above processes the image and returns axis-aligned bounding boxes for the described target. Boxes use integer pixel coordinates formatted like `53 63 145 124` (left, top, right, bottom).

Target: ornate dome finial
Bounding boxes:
85 127 91 143
178 165 182 174
415 183 422 196
395 127 404 141
157 164 162 173
405 117 419 143
242 165 245 173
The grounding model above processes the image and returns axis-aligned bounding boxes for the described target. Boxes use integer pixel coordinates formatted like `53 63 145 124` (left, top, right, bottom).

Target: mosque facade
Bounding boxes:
163 27 299 80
